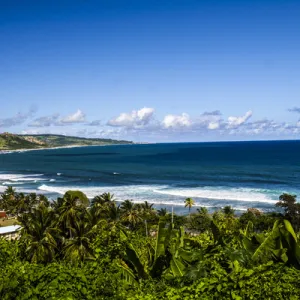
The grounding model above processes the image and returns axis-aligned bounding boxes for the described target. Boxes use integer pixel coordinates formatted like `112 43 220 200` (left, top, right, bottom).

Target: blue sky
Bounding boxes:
0 0 300 142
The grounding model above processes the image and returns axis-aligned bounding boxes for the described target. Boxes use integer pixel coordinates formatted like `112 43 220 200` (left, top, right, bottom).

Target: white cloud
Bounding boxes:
207 121 220 130
227 110 252 128
61 109 86 124
162 113 191 128
28 109 87 127
108 107 154 128
193 111 223 130
20 106 300 142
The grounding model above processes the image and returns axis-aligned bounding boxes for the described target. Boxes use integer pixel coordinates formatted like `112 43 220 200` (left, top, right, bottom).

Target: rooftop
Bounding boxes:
0 225 21 235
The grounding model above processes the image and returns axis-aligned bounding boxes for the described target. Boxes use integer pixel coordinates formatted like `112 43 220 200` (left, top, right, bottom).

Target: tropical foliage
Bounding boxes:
1 187 300 299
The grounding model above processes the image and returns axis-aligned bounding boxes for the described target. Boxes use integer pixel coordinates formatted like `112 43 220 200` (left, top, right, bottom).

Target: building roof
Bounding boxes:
0 225 21 235
0 211 7 217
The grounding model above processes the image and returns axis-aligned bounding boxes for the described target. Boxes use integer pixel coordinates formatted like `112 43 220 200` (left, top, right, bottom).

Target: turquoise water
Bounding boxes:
1 141 300 214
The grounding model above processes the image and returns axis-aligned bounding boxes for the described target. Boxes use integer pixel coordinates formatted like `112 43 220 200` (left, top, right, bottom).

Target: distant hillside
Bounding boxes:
0 133 133 150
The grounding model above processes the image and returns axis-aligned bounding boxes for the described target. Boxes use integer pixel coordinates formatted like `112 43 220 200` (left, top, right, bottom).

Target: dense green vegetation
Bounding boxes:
0 133 132 150
1 188 300 299
21 134 133 147
0 133 43 150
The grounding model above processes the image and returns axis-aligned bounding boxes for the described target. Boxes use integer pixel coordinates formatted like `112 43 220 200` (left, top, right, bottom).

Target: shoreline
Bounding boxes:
0 143 134 155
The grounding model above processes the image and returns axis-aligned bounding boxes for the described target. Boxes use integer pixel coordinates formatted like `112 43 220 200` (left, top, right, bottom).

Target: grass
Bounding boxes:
0 218 19 227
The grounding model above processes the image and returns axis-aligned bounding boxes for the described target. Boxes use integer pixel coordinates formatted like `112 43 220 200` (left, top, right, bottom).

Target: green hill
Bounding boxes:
0 133 133 150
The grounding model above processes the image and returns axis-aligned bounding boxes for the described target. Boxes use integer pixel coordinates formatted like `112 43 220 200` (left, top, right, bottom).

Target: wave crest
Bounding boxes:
154 187 277 203
37 184 279 205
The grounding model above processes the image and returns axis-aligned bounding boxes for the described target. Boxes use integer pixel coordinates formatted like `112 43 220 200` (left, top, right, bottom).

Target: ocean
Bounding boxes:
0 140 300 214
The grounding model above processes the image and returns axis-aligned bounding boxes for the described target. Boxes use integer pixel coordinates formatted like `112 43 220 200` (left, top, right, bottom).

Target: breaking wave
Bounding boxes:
0 173 46 183
37 184 279 209
154 187 278 204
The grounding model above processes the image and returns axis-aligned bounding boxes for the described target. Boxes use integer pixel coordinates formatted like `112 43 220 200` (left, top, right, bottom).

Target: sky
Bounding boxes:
0 0 300 142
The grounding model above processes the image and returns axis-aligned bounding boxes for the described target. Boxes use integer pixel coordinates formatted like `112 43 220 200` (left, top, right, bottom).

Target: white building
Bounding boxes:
0 225 21 240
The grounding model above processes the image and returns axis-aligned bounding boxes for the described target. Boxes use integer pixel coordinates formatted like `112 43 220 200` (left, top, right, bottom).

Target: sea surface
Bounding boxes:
0 141 300 214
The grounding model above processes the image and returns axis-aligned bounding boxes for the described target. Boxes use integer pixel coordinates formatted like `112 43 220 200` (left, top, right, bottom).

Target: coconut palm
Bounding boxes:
57 191 89 238
100 192 115 202
15 193 29 215
185 198 195 216
19 204 58 263
63 218 95 263
28 193 38 207
140 201 153 210
0 186 17 214
139 201 156 219
157 208 168 217
120 200 142 229
197 207 208 214
91 192 115 207
223 205 235 217
120 199 134 212
38 194 50 207
91 192 116 219
106 202 121 222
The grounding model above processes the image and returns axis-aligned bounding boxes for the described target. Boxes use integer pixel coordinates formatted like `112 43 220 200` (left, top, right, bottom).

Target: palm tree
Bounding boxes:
57 191 88 238
0 186 17 214
140 201 153 210
105 203 121 222
63 218 95 264
38 194 50 207
120 199 134 212
184 198 195 216
18 204 58 263
2 186 16 202
197 207 208 215
91 192 115 207
28 193 38 207
223 206 235 217
157 208 168 217
139 201 156 219
15 193 29 215
100 192 115 202
120 200 142 229
91 192 116 219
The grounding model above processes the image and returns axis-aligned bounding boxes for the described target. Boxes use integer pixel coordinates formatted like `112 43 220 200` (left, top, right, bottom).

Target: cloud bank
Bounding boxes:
108 107 155 128
2 105 300 142
29 110 87 127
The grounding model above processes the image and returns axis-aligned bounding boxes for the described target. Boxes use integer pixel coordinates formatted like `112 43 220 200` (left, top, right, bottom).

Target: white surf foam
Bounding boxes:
153 187 277 204
37 184 168 197
2 181 25 185
0 173 47 184
37 183 279 208
0 173 44 180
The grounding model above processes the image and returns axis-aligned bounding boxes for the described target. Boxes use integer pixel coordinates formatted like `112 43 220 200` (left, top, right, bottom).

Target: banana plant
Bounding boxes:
241 219 300 268
118 221 172 285
118 220 201 285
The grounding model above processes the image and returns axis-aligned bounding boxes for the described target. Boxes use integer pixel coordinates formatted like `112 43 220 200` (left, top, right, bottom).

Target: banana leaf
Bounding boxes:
170 257 186 277
125 244 148 279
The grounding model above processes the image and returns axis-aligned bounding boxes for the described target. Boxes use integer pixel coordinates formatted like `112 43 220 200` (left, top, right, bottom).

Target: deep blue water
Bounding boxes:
1 141 300 214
